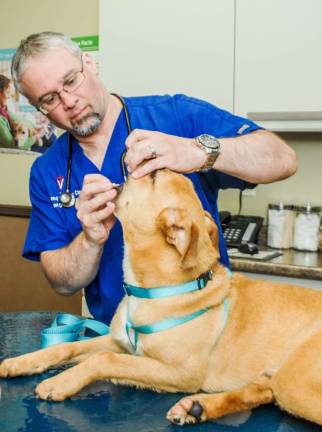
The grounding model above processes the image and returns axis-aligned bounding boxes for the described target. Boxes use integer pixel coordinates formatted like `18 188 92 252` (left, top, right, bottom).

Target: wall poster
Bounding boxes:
0 35 99 155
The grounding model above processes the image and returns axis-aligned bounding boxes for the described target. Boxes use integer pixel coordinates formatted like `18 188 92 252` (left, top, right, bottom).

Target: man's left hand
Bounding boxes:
124 129 206 178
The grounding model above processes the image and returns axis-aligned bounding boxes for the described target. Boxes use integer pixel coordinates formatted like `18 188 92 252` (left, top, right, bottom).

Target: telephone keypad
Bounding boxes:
224 227 242 243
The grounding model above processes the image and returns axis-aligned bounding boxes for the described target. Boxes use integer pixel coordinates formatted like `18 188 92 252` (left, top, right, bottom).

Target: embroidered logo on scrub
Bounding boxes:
56 176 64 191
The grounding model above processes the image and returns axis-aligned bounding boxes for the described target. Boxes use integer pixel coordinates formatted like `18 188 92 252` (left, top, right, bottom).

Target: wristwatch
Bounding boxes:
194 134 221 171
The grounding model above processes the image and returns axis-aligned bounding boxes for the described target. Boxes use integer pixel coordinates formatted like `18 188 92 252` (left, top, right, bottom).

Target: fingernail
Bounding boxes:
112 183 120 187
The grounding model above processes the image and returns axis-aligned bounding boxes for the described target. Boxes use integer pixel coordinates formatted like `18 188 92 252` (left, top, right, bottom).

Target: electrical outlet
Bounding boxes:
242 189 256 196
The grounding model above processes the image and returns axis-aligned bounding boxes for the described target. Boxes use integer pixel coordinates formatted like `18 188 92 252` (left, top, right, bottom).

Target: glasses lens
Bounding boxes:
39 94 60 114
64 71 85 93
38 67 85 114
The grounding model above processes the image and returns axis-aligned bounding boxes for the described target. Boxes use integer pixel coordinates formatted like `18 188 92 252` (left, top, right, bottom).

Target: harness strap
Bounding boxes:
126 298 230 353
124 270 213 299
126 308 209 352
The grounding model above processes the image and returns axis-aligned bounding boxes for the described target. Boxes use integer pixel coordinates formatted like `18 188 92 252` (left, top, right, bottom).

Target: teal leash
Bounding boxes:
41 313 109 348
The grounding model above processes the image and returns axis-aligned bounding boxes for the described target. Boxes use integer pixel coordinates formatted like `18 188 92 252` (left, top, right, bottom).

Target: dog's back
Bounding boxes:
203 274 322 392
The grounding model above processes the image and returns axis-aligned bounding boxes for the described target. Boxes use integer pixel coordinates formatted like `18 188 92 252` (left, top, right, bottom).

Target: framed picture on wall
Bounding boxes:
0 35 99 156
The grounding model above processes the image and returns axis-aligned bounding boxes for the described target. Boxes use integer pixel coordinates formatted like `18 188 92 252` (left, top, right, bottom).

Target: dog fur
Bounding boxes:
1 169 322 426
11 119 43 149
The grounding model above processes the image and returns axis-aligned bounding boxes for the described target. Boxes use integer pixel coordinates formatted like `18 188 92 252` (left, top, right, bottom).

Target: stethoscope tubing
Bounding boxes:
59 93 132 207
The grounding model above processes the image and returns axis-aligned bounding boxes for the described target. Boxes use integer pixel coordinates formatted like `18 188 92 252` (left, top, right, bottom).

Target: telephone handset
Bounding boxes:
219 212 263 248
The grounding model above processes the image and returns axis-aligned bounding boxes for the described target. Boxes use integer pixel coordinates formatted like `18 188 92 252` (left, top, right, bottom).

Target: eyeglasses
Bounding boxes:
38 60 85 115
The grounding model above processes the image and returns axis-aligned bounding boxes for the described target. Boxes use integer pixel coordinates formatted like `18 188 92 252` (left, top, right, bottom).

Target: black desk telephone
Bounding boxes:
219 212 263 248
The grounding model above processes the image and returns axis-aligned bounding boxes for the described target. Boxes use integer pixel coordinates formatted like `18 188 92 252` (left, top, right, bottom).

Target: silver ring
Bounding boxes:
148 145 157 159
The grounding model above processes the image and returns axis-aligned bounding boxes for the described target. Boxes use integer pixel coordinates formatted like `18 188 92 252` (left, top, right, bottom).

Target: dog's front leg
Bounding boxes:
0 335 121 378
35 351 194 401
167 376 274 425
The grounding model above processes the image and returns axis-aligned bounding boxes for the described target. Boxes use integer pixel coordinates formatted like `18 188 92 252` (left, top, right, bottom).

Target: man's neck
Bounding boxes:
76 94 123 170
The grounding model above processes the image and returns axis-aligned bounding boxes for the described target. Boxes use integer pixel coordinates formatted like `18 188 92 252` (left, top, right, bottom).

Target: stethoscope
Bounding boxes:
59 93 132 208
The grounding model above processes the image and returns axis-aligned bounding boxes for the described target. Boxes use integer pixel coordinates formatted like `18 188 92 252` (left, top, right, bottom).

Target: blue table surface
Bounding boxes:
0 312 320 432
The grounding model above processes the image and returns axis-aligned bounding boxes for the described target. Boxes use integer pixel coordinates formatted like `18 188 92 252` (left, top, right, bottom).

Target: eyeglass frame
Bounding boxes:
36 57 85 115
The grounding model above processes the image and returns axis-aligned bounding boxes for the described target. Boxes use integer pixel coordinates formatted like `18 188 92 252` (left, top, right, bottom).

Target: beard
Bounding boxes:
71 112 103 137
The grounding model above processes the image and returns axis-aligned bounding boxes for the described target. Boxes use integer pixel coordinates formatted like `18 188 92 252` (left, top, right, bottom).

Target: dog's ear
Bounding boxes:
204 211 218 249
156 207 199 269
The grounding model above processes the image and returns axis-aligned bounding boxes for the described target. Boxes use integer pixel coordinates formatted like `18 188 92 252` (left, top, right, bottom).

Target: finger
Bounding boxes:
80 179 119 202
125 129 153 150
82 202 115 228
82 173 112 185
131 156 167 179
125 140 159 173
77 189 117 219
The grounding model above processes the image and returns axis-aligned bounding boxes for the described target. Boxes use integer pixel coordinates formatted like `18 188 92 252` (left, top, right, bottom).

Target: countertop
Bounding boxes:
230 248 322 281
0 312 320 432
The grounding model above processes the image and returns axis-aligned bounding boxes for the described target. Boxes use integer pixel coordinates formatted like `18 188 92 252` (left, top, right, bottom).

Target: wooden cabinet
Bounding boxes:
99 0 235 111
234 0 322 131
0 206 81 313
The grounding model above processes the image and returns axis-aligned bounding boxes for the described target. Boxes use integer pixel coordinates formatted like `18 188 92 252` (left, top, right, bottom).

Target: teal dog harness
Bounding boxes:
123 270 230 352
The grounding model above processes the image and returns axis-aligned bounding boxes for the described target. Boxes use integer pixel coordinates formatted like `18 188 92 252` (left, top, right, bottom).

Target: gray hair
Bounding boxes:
11 31 82 95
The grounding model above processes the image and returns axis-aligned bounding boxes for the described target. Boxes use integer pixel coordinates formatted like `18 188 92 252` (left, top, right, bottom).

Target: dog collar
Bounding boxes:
123 270 213 299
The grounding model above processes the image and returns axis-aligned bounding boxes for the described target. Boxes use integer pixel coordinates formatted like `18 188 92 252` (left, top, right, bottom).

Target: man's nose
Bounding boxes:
58 89 78 109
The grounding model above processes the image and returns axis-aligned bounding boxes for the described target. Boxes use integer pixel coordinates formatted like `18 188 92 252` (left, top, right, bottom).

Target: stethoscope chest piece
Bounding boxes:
59 191 76 208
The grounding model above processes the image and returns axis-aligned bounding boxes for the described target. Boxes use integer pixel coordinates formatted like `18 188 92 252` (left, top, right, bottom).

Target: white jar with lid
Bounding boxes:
293 204 321 252
267 203 295 249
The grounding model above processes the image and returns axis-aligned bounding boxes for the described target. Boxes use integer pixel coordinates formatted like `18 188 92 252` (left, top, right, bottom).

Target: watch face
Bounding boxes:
198 134 220 150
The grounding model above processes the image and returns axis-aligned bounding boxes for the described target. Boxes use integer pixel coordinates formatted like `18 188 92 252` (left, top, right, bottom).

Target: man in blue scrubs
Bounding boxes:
12 32 297 323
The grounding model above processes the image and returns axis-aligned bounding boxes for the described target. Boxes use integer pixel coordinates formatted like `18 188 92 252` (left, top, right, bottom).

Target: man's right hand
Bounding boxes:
76 174 118 247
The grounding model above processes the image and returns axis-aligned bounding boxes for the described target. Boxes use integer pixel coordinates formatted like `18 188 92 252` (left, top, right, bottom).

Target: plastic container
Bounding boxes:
293 204 321 252
267 203 295 249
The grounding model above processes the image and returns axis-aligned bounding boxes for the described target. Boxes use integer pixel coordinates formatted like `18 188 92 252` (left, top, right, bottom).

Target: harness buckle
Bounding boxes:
197 270 213 289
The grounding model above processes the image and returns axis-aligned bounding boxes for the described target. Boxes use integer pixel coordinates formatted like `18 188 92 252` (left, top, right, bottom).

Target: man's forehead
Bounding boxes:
29 48 79 72
21 49 80 99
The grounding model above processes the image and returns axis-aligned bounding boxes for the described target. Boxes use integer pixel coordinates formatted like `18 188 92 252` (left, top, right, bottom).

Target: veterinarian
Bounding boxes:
12 32 298 323
0 74 15 148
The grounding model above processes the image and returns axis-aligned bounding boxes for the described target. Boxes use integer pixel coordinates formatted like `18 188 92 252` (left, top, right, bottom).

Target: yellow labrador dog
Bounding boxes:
1 169 322 426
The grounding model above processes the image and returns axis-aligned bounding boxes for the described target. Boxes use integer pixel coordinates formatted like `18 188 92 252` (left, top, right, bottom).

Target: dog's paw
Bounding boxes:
35 377 70 402
0 358 28 377
166 398 206 425
0 356 49 377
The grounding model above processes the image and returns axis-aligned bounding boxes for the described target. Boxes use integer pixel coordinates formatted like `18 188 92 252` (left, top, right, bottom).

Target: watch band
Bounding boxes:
194 134 221 171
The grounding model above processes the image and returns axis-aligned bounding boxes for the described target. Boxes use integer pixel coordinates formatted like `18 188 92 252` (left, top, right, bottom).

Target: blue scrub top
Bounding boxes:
23 94 260 323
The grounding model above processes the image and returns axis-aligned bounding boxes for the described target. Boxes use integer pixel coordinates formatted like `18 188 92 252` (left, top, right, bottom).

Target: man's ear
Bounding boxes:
156 207 199 269
82 52 96 72
204 211 218 250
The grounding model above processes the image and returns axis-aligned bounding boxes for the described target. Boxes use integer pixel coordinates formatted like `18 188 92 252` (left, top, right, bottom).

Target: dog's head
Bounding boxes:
11 120 40 149
116 169 220 287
